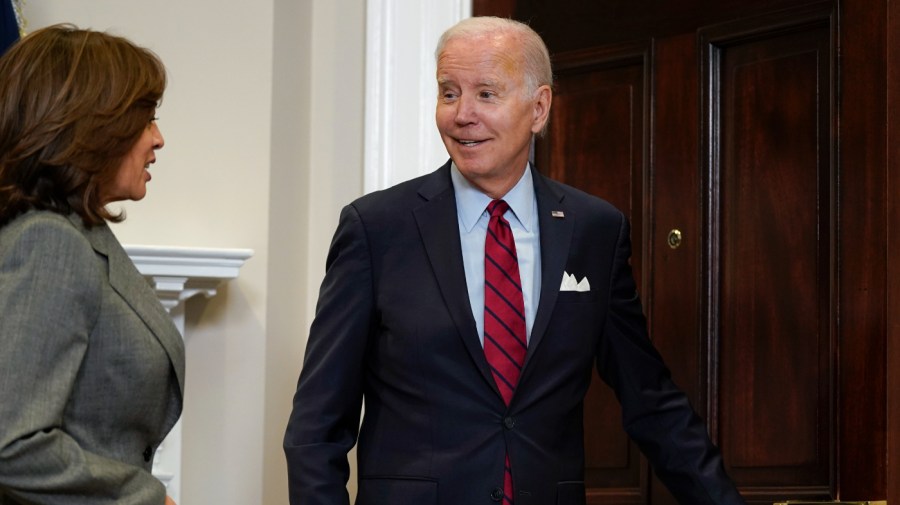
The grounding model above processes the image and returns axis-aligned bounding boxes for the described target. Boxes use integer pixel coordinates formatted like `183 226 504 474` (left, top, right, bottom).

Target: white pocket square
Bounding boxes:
560 271 590 292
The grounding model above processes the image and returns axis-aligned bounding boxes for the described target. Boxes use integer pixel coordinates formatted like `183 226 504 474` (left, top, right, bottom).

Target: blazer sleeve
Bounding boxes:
0 217 166 505
283 204 374 505
595 213 746 505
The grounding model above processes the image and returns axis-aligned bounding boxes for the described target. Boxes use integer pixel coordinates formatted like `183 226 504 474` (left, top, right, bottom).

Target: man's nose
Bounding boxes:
454 94 477 125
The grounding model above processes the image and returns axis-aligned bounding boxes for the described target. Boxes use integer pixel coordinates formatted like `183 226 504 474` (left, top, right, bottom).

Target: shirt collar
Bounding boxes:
450 161 536 233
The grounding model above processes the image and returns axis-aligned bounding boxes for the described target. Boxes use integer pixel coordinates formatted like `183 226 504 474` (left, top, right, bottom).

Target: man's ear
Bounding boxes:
531 84 552 134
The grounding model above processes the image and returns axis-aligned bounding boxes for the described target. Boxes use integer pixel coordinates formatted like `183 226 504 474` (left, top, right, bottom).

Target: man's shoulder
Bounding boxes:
350 164 451 215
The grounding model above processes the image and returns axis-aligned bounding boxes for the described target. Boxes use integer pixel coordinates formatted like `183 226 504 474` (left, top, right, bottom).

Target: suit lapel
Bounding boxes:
69 215 186 397
413 163 496 389
522 171 574 372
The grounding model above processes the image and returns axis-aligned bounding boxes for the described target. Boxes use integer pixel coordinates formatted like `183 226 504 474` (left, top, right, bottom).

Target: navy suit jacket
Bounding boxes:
284 162 745 505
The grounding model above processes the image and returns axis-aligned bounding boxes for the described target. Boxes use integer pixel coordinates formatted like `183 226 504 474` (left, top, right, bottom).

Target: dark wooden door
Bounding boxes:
473 1 899 504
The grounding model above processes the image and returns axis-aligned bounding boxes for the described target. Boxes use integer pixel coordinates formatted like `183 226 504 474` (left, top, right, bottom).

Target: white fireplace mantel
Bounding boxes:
125 245 254 312
124 244 253 504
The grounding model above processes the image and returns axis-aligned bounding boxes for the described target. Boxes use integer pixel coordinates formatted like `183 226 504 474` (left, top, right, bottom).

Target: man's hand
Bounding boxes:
165 496 177 505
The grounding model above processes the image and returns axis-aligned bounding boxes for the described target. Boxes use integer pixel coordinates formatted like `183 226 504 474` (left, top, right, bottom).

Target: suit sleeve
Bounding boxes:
0 217 167 505
594 213 746 505
284 204 374 505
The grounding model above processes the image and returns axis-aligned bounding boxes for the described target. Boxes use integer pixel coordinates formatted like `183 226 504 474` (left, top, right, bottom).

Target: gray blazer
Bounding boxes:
0 210 185 505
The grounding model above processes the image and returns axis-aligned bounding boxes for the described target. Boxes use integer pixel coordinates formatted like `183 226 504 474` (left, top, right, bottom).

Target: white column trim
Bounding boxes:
364 0 471 193
124 245 253 504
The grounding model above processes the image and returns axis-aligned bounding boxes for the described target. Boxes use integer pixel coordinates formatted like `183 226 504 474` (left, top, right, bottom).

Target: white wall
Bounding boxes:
22 1 365 504
265 1 367 504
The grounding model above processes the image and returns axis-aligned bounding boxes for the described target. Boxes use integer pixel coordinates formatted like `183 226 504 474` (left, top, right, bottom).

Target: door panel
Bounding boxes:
703 13 834 499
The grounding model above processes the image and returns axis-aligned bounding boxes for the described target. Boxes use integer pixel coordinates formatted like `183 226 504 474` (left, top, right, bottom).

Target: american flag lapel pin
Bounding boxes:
551 210 565 218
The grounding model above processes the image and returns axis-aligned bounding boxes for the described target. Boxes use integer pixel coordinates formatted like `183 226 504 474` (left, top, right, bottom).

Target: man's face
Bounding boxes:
435 33 550 198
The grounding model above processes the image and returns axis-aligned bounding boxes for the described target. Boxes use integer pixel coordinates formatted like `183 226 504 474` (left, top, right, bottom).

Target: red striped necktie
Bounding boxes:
484 199 527 505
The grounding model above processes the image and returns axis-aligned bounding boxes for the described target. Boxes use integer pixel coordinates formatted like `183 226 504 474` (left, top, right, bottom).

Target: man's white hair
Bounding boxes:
435 16 553 95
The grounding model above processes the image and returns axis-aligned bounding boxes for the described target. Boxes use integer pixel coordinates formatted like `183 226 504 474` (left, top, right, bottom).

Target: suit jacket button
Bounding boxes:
143 445 154 462
503 416 516 429
490 488 504 501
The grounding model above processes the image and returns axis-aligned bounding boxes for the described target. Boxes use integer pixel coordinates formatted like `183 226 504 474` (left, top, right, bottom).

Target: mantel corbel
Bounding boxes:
125 245 253 312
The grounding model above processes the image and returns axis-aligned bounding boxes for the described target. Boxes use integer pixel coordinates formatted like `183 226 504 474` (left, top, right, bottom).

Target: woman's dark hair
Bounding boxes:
0 24 166 227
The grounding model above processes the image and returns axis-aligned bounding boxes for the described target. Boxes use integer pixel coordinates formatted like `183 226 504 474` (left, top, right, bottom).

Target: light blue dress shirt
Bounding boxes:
451 162 542 345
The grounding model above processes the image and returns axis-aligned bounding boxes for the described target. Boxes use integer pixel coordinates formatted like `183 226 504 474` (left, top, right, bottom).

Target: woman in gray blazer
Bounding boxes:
0 25 184 505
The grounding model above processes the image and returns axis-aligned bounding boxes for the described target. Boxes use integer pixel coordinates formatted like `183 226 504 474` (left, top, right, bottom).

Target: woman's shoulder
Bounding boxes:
0 210 92 254
0 211 104 301
4 208 72 228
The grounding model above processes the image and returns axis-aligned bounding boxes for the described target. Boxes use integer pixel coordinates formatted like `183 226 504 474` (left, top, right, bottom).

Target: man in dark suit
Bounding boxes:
284 16 746 505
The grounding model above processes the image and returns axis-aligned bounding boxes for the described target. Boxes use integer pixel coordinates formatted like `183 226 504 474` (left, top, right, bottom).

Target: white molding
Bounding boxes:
125 245 253 279
126 245 253 311
364 0 471 193
124 245 253 504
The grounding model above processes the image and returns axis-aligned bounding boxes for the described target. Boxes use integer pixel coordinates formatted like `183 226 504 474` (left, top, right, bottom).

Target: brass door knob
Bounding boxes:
667 229 682 249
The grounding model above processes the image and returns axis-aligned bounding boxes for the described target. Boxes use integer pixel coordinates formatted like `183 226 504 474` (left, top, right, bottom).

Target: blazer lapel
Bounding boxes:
413 162 496 389
523 170 574 372
69 215 186 397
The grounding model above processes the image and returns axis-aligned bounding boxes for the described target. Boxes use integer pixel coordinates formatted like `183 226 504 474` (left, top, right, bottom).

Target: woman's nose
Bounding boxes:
152 122 165 149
